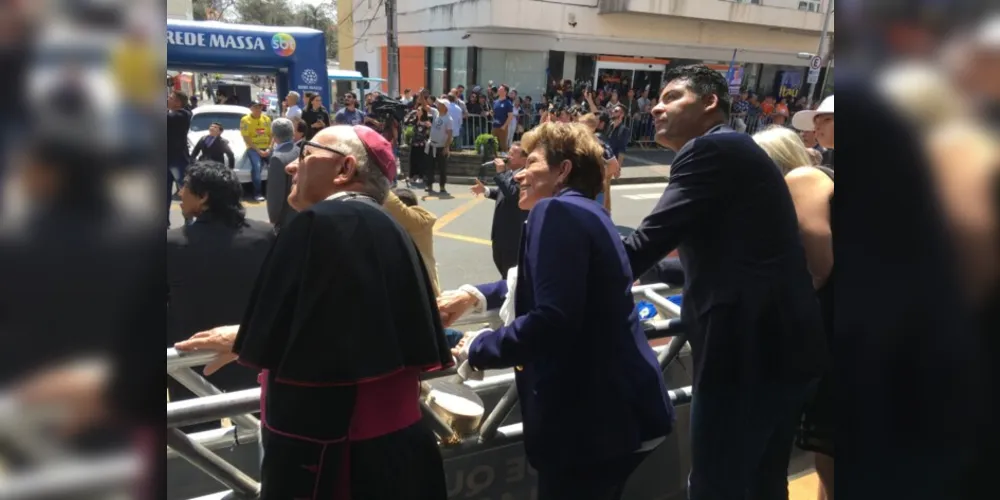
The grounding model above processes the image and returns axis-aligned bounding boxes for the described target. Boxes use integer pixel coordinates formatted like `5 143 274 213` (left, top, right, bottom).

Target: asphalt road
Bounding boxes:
168 180 669 291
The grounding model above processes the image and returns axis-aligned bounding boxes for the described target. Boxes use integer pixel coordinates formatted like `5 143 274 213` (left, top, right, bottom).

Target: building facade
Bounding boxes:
345 0 834 102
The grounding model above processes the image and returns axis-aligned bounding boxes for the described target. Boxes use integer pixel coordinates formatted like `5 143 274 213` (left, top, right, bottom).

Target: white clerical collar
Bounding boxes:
325 191 354 201
324 191 376 203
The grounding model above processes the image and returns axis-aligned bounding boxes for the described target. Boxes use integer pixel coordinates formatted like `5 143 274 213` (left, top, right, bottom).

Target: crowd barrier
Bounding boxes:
729 114 784 135
164 283 696 500
412 108 775 153
421 112 666 151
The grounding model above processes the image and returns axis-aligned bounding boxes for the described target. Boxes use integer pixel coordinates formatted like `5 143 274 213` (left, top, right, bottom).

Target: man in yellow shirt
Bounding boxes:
240 102 272 201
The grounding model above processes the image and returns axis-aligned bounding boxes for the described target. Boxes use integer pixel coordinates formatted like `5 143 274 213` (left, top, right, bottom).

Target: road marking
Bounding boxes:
623 193 663 200
612 182 668 191
626 156 669 166
435 231 492 246
433 197 485 231
421 192 475 201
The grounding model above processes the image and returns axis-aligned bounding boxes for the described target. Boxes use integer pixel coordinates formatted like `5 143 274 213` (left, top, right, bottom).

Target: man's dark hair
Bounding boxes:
184 161 246 228
499 84 510 93
393 188 419 207
663 64 732 119
404 88 411 93
595 110 611 128
457 84 465 90
509 141 527 158
446 94 456 103
171 90 189 107
344 91 357 100
211 121 224 131
293 117 308 137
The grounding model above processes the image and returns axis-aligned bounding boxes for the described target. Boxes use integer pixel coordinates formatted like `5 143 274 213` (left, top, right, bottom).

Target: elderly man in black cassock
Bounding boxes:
175 125 453 500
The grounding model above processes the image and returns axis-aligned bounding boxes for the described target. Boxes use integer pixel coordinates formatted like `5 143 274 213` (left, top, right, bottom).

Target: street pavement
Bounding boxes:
168 178 670 291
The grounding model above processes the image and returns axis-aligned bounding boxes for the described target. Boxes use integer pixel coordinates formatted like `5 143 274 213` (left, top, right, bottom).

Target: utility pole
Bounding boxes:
385 0 400 98
806 0 834 108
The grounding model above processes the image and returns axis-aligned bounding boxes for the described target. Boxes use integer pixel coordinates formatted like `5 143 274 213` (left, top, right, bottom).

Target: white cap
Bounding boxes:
791 95 834 131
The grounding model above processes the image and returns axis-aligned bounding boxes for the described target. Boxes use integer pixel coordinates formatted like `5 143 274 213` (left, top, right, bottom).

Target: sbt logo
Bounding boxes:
272 33 296 57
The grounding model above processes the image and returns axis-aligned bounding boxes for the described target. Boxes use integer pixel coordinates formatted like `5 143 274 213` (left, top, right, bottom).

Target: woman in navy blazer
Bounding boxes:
438 122 674 500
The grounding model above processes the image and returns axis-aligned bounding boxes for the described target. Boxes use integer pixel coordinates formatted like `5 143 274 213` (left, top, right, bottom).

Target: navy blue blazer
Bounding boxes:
468 189 674 471
623 124 827 390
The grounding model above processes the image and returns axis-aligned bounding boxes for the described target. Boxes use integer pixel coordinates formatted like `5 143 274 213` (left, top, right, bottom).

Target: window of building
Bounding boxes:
798 0 821 12
477 49 548 102
430 47 447 96
450 47 468 90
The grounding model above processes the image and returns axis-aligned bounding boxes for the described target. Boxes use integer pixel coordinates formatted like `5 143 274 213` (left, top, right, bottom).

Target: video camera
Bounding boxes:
368 94 409 123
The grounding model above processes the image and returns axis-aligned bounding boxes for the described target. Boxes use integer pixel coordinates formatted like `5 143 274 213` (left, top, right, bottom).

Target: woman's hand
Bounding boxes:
437 290 479 327
174 325 240 375
450 336 468 358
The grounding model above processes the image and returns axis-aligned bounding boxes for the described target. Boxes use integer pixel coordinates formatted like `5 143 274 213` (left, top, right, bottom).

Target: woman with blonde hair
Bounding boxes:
753 124 835 500
753 125 816 175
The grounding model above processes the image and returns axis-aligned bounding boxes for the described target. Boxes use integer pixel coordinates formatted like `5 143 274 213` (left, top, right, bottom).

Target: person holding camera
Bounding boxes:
404 92 434 184
301 92 330 141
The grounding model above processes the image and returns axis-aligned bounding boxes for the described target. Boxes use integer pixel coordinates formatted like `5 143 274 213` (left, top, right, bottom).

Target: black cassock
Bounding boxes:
234 193 454 500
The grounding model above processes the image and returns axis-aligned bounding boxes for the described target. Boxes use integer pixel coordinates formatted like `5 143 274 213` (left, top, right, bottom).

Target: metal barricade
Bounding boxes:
166 283 690 500
730 114 773 135
626 112 657 149
460 114 492 151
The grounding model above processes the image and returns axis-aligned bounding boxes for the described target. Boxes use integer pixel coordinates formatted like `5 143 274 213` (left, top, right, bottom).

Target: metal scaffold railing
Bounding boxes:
165 283 691 500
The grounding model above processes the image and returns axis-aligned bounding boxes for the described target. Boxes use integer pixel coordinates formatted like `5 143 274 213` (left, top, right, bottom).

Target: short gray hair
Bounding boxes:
288 91 300 101
326 126 390 204
271 118 295 143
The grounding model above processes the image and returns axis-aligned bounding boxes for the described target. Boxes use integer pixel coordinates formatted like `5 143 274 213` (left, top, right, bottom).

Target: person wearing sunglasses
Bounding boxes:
174 125 453 500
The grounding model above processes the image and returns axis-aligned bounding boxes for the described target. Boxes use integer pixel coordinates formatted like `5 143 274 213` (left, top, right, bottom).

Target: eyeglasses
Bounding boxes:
299 141 349 162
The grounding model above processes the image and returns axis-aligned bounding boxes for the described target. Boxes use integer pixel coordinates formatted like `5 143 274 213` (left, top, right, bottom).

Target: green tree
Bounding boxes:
235 0 296 25
293 3 338 60
193 0 237 20
199 0 339 61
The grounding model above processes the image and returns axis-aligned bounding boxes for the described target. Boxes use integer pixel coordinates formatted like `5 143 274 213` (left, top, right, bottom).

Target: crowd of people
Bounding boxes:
162 62 848 500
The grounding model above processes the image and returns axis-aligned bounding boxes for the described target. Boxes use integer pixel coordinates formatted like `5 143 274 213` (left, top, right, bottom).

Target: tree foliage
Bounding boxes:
192 0 340 60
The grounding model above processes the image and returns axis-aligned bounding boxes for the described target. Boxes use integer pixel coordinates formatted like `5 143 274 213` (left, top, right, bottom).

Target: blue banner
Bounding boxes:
167 20 331 109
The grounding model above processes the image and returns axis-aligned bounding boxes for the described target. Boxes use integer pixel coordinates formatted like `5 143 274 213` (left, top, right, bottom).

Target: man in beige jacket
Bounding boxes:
383 188 441 296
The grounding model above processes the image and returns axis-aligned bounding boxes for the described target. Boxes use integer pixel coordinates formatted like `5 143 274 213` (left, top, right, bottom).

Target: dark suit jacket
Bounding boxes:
167 213 275 399
190 135 236 168
265 141 299 229
469 189 674 471
639 256 686 287
623 124 826 389
486 168 528 277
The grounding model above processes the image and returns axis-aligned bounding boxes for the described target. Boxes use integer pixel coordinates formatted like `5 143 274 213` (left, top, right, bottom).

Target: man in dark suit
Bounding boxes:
167 160 274 431
471 142 529 278
190 121 236 168
622 64 827 499
265 117 299 231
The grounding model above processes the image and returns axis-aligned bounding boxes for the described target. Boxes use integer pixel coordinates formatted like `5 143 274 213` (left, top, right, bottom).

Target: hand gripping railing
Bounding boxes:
166 283 689 499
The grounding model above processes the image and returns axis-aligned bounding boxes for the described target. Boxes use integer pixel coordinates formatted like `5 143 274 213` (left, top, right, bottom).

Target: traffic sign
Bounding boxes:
809 56 823 70
807 68 820 84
